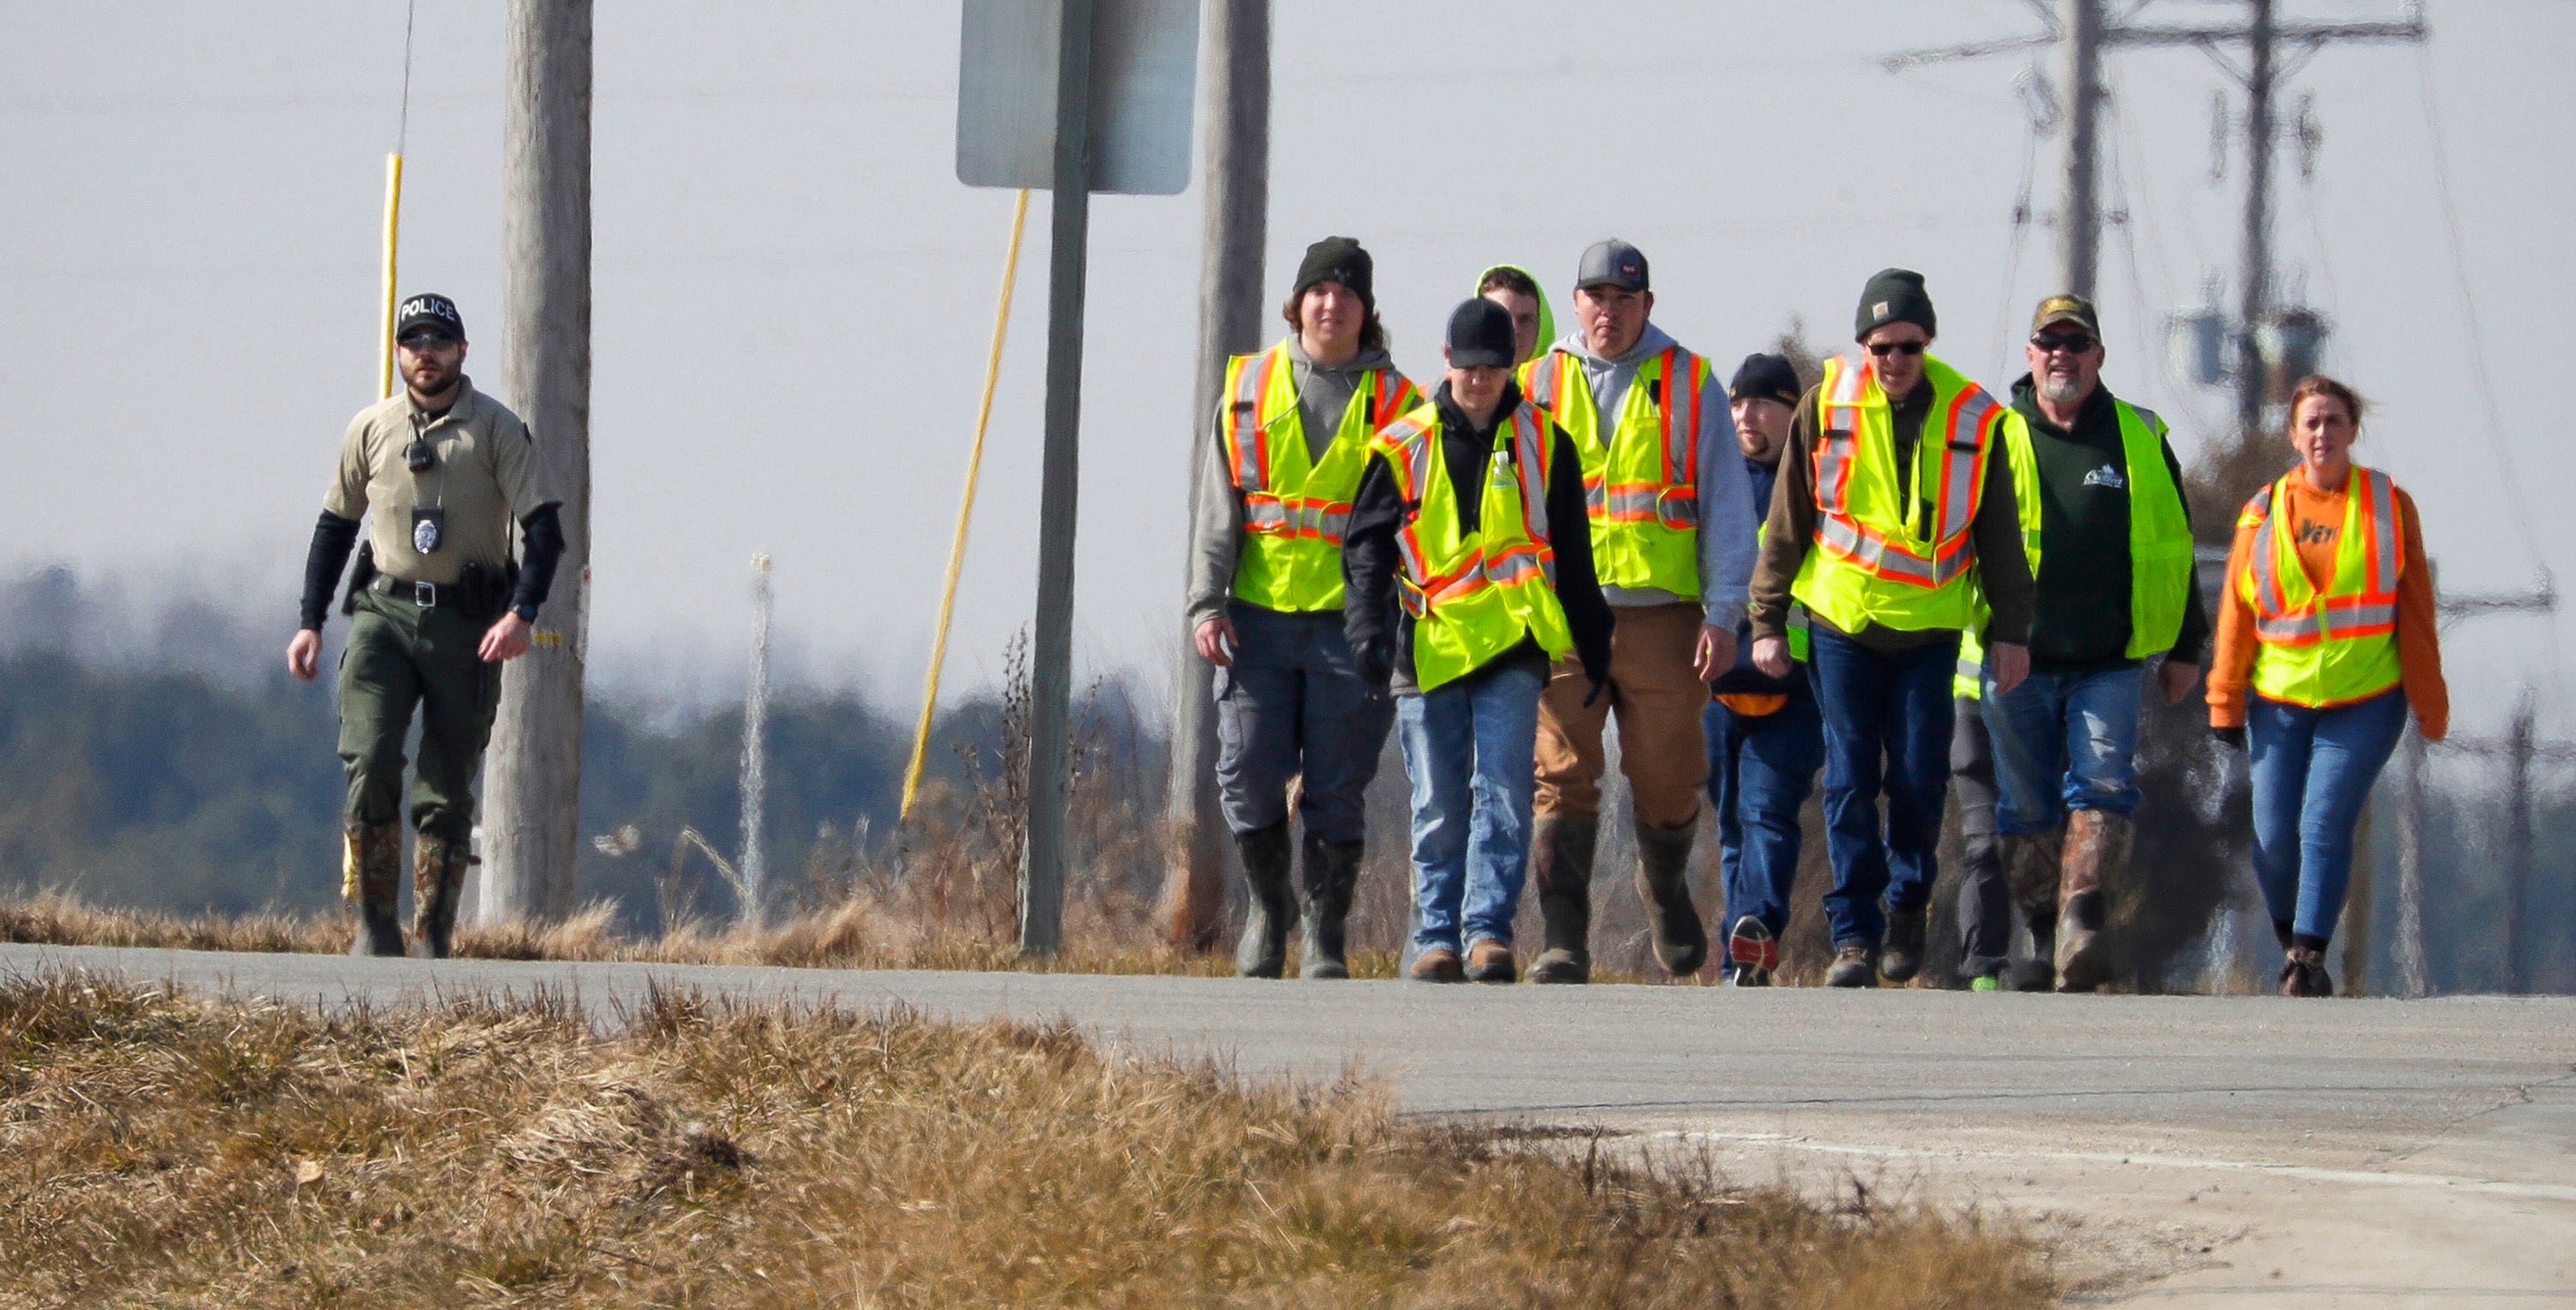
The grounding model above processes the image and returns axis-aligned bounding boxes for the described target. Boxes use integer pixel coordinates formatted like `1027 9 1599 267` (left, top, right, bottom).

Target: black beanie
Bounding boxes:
1729 353 1804 408
1293 236 1374 313
1855 268 1935 342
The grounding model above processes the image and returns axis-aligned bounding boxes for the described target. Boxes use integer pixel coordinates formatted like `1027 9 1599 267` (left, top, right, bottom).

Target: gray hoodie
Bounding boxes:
1545 322 1756 630
1183 336 1405 628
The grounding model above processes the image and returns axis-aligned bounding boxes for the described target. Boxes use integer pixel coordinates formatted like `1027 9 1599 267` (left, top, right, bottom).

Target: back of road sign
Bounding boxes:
957 0 1199 196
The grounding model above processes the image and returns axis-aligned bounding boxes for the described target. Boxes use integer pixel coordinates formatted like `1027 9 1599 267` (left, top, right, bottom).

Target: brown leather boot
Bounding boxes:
2055 810 2131 992
412 833 470 959
1527 814 1597 984
1409 945 1465 983
1633 820 1708 978
344 820 406 957
1465 938 1517 984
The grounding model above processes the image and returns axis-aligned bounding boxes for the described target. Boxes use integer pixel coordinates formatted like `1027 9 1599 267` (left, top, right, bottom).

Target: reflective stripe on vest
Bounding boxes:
1374 400 1574 692
2237 466 2405 707
1221 343 1420 611
1521 345 1707 594
1811 354 1995 588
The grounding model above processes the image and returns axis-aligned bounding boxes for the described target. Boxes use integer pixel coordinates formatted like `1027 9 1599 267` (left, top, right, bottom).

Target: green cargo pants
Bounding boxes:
337 587 504 844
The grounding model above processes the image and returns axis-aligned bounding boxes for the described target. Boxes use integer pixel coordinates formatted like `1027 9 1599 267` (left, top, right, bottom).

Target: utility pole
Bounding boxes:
1159 0 1269 952
2392 728 2429 998
481 0 591 925
2235 0 2276 435
2504 694 2536 995
1019 0 1097 957
2057 0 2104 298
738 554 773 925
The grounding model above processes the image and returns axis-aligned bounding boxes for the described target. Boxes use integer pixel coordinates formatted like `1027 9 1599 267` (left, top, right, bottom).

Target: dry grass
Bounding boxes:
0 973 2055 1307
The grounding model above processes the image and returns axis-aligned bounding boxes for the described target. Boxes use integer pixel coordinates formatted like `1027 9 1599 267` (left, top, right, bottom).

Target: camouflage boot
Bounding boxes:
2001 828 2063 992
2055 810 2130 993
344 820 406 957
412 832 470 960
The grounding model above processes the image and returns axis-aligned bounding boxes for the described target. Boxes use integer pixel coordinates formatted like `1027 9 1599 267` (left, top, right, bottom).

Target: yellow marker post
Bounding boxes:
900 189 1030 822
377 151 404 399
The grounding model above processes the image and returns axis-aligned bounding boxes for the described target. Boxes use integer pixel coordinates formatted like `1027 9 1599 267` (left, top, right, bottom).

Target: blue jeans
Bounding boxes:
1703 686 1825 943
1808 626 1958 949
1980 664 2146 834
2249 689 2408 942
1397 661 1546 952
1213 601 1393 843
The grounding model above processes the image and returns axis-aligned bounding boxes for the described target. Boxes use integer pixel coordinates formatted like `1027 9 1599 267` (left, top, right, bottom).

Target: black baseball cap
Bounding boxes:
1446 297 1517 369
1728 353 1804 408
395 293 465 343
1575 239 1649 293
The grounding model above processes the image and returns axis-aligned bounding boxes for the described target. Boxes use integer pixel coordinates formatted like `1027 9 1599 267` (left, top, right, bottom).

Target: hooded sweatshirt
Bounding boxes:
1472 264 1557 366
1184 336 1406 628
1540 322 1758 631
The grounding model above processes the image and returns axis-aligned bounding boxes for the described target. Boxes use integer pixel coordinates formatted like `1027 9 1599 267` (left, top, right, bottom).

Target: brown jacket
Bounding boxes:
1747 378 2034 653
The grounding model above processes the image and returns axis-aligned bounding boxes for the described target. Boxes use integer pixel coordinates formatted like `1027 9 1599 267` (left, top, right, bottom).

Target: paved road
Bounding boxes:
8 943 2573 1307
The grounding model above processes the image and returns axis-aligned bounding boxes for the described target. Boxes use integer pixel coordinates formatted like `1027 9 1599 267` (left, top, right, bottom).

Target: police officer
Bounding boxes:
286 294 564 958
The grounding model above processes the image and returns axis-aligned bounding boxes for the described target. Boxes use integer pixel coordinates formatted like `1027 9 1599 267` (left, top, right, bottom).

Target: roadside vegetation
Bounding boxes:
0 973 2055 1307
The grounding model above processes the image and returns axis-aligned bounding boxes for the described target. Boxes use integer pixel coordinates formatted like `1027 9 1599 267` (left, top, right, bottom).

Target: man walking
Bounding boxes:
286 293 564 958
1703 354 1824 986
1972 294 2206 992
1520 240 1758 984
1473 264 1555 366
1187 237 1421 980
1747 270 2032 988
1344 298 1613 982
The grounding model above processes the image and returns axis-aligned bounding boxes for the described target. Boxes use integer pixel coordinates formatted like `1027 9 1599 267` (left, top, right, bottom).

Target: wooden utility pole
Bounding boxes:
1159 0 1269 951
1019 0 1097 956
2233 0 2276 436
481 0 592 925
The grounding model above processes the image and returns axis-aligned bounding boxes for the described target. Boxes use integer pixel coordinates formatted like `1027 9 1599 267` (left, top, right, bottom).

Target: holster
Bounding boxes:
341 543 379 617
457 560 521 624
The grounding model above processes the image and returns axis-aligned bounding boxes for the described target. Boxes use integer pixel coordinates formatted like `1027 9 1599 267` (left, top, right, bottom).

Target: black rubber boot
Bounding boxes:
412 832 469 960
1527 815 1597 984
1297 834 1362 979
1633 820 1708 978
345 820 407 958
1880 902 1928 983
1233 820 1295 979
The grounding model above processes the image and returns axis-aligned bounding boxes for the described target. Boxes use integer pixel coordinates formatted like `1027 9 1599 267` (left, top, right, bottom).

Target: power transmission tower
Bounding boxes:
1159 0 1269 952
481 0 592 925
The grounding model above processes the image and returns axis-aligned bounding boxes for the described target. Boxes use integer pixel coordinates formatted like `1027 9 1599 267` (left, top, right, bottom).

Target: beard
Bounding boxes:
2039 373 2085 405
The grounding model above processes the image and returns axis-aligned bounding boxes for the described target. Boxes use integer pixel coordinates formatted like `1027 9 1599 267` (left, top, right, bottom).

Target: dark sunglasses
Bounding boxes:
1865 339 1927 358
398 331 459 351
2031 332 2099 355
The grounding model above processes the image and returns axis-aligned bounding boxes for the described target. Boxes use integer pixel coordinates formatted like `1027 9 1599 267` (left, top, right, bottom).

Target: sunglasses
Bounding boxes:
2031 332 2099 355
398 332 459 351
1865 339 1927 358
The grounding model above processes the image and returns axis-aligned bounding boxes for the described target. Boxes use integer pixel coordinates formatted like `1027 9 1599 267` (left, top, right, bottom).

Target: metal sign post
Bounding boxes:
957 0 1197 955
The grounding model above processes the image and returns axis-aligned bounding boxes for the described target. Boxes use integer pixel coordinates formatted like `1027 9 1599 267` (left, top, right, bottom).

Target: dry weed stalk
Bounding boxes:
0 973 2056 1307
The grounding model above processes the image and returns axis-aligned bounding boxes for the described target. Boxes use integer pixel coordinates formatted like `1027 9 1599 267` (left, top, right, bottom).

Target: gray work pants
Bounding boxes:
1952 694 2013 976
1212 600 1392 845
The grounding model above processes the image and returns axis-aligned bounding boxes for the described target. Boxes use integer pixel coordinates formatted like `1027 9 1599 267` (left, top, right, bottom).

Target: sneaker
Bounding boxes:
1409 945 1466 984
1824 943 1879 989
1880 903 1927 983
1969 972 2002 992
1464 938 1517 984
1726 915 1779 986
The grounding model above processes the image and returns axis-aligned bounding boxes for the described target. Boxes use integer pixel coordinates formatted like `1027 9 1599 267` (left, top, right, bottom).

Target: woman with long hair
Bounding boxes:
2208 375 2447 996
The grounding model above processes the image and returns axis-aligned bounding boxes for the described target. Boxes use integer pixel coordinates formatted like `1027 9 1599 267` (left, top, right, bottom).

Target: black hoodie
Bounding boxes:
1342 379 1613 696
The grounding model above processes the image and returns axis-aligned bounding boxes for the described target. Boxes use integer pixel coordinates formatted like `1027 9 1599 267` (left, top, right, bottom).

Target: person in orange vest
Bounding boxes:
2208 374 2447 997
1185 237 1423 981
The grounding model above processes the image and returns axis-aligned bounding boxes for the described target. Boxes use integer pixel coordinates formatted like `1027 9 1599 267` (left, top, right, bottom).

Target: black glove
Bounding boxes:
1353 638 1394 690
2213 724 2246 749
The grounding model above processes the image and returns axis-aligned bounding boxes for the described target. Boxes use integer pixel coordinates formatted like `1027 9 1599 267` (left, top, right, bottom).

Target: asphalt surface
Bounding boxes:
8 943 2573 1307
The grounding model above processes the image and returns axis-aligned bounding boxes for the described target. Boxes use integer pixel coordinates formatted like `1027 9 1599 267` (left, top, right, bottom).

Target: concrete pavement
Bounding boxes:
6 943 2571 1306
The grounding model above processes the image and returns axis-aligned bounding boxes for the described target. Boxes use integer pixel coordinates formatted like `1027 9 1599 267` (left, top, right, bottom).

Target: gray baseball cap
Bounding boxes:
1575 239 1649 292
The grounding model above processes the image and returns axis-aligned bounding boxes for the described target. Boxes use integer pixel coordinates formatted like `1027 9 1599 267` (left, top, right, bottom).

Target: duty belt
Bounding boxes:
374 573 453 608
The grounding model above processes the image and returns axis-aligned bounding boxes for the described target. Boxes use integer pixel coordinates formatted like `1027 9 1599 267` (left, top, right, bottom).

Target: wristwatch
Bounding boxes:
511 603 538 624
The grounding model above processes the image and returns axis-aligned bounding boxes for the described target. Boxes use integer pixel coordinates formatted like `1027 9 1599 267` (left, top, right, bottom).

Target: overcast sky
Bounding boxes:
3 1 2569 737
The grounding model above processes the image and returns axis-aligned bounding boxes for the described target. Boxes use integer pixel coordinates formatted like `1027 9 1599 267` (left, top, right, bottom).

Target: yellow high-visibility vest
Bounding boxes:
2239 465 2406 707
1789 352 2005 635
1223 343 1422 612
1519 345 1712 597
1370 399 1575 693
1956 395 2199 697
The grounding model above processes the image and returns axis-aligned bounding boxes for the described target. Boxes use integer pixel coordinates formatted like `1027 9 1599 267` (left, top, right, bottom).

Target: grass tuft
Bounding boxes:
0 973 2056 1307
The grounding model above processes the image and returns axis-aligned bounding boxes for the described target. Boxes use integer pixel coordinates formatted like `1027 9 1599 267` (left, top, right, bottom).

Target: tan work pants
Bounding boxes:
1534 602 1708 830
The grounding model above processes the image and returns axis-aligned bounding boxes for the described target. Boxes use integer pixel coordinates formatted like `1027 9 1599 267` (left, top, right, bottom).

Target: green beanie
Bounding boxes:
1855 268 1935 342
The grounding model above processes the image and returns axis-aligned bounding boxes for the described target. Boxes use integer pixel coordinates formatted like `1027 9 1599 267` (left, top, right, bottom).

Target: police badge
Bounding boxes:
412 506 446 555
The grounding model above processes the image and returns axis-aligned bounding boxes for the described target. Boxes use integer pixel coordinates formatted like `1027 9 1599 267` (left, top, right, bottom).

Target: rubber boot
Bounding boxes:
1633 820 1709 979
1297 834 1362 980
1233 820 1295 979
344 820 407 957
2055 810 2130 993
1527 815 1596 984
2001 829 2063 992
412 832 469 960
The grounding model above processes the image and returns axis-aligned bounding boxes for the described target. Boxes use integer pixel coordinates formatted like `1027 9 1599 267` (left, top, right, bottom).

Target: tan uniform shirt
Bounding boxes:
323 379 552 585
